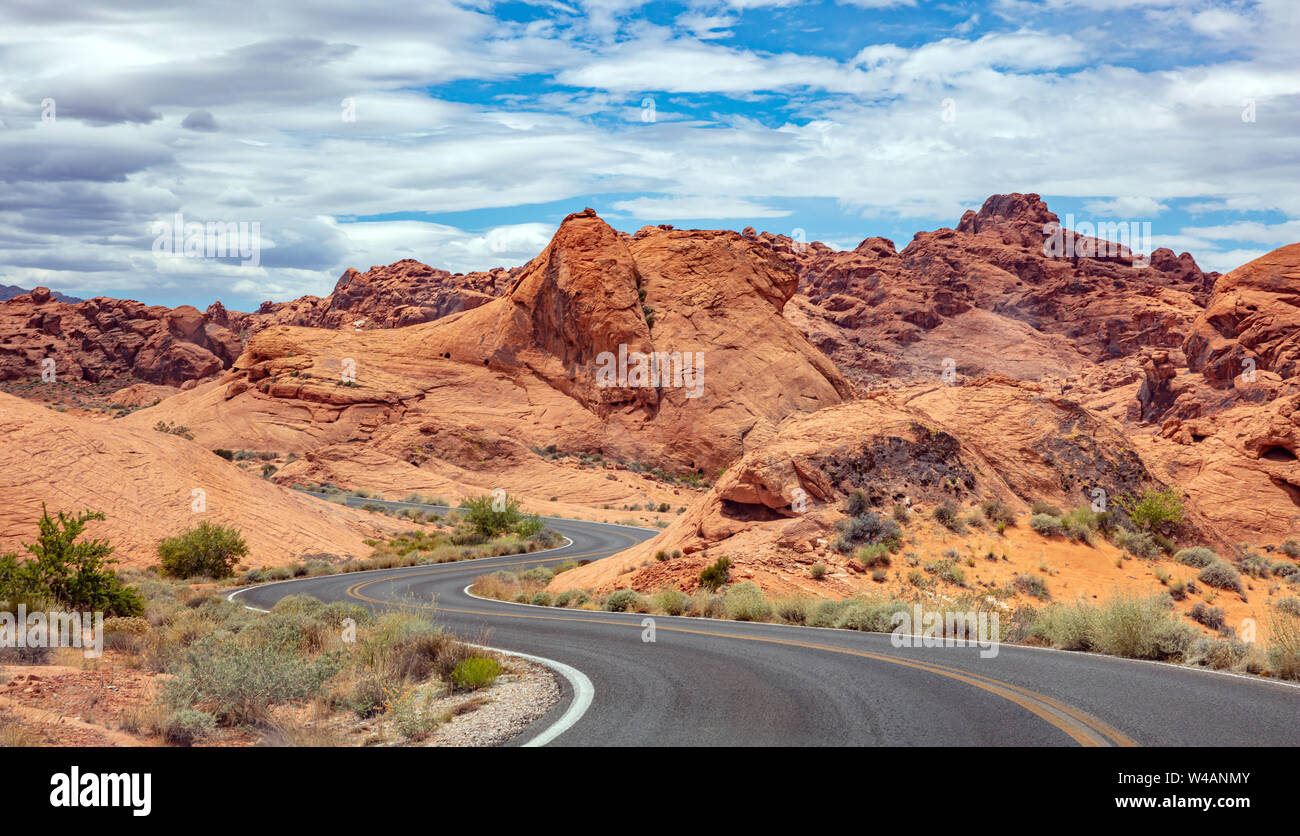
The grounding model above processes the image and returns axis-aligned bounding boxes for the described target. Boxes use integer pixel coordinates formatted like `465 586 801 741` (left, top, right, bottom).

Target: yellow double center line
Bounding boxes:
343 561 1136 747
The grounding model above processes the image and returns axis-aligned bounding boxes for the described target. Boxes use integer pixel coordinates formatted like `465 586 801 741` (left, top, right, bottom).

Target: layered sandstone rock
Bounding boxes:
0 392 396 567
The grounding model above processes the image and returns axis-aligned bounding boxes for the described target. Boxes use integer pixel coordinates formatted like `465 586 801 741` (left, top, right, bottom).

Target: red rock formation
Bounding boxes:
752 194 1217 386
0 288 241 386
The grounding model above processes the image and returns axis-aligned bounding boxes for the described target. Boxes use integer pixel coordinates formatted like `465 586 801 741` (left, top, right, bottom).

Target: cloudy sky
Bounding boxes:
1 0 1296 309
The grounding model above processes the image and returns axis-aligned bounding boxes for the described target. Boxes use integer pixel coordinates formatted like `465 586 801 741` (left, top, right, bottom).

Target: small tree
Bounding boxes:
157 521 249 579
21 506 143 617
1119 487 1184 534
459 494 525 538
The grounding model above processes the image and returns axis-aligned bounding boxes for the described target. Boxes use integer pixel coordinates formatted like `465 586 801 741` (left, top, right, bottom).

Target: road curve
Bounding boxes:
231 496 1300 747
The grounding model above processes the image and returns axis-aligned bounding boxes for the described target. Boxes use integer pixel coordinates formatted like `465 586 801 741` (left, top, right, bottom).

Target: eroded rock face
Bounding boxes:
752 193 1216 386
0 290 242 386
223 259 513 335
550 376 1182 594
126 209 849 479
1184 243 1300 384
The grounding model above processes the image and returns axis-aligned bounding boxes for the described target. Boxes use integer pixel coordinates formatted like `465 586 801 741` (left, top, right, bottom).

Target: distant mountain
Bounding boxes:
0 284 82 303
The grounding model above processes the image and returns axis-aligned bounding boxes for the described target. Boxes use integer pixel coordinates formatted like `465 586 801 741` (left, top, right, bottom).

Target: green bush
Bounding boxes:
6 506 143 617
698 556 731 591
724 583 772 622
161 709 216 746
450 657 502 691
603 589 643 612
529 591 552 607
1277 597 1300 617
157 522 249 579
1033 595 1196 660
1281 539 1300 559
1028 513 1064 538
857 544 891 567
1119 486 1183 534
1174 547 1218 568
1030 501 1063 517
834 598 904 633
809 563 827 580
1240 553 1272 579
1198 563 1243 594
459 494 530 538
843 490 871 517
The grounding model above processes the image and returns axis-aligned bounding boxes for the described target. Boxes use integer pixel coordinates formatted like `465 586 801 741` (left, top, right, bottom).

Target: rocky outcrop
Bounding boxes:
751 193 1216 386
125 210 849 479
0 288 242 386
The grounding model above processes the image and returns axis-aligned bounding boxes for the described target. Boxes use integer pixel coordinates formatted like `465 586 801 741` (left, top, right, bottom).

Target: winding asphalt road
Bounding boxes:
231 495 1299 746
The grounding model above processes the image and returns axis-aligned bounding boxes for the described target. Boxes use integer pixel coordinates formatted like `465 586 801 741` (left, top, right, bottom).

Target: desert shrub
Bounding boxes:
1198 563 1244 595
554 589 590 608
213 449 234 461
809 563 827 580
651 587 689 616
698 556 731 591
857 544 891 568
389 688 440 740
1281 539 1300 558
1035 595 1194 660
1268 611 1300 680
654 550 668 562
1189 636 1248 671
1093 595 1197 661
1014 573 1051 600
892 503 910 524
1118 486 1183 534
1030 501 1063 517
1028 513 1064 538
1189 602 1226 630
980 499 1016 528
530 591 552 607
773 596 813 624
1061 507 1100 543
164 633 342 724
871 568 887 582
924 559 966 586
1174 547 1218 568
8 507 143 617
1113 528 1161 559
843 490 870 517
1168 577 1187 601
808 599 852 628
450 657 502 691
603 589 643 612
458 494 541 539
832 512 901 554
157 522 249 580
1031 602 1098 651
834 598 903 632
1240 553 1272 579
1273 561 1299 579
161 709 215 746
724 583 772 622
932 501 964 532
1277 597 1300 617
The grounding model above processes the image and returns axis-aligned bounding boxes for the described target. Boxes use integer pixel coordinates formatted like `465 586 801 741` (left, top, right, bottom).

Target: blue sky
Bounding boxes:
0 0 1296 309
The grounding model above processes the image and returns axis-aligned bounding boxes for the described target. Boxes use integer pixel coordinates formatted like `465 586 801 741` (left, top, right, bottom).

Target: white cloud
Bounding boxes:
611 196 794 219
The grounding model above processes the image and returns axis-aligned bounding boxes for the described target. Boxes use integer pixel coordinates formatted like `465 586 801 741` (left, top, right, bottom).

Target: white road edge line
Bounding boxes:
465 637 594 748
